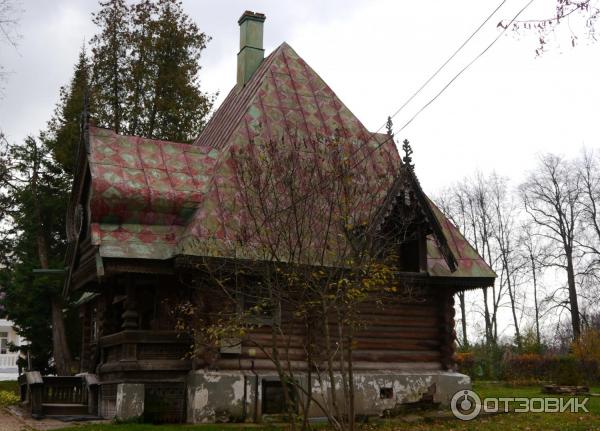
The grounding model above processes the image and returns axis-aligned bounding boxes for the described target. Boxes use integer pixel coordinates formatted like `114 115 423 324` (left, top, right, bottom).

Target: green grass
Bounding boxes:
0 380 20 407
50 383 600 431
54 426 283 431
0 379 19 395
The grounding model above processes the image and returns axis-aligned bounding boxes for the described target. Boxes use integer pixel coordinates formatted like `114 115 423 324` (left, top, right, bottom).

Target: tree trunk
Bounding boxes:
458 291 468 348
506 278 522 350
36 231 73 375
530 253 541 347
32 154 73 375
566 253 581 339
483 288 492 345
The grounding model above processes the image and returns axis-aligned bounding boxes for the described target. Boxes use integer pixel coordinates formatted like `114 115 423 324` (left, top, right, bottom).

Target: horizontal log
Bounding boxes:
356 327 439 339
353 338 440 351
355 315 439 328
350 349 440 362
214 358 442 371
357 305 440 317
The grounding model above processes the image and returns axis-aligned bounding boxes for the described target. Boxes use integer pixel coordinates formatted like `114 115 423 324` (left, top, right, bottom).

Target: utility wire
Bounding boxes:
372 0 508 136
352 0 537 171
272 0 537 215
392 0 536 136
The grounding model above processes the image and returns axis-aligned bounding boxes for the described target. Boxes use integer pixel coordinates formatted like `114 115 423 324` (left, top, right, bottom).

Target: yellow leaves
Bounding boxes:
573 328 600 362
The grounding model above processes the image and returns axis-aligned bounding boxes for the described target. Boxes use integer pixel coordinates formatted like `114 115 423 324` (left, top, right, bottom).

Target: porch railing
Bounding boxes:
41 376 88 404
0 353 18 369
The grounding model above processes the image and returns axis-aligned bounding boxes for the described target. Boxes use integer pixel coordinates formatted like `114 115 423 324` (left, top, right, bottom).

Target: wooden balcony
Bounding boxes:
98 330 192 374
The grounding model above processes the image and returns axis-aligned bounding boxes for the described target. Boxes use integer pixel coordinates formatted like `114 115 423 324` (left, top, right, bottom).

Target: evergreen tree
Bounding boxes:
126 0 157 136
0 0 215 375
92 0 214 141
0 135 77 374
46 46 91 175
141 0 214 141
90 0 129 134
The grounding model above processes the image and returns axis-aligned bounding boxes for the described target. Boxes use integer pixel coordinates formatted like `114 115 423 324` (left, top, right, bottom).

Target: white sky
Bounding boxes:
1 0 599 341
1 1 598 193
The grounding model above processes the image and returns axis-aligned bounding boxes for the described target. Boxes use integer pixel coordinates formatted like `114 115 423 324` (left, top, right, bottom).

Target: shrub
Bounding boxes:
573 328 600 362
455 343 505 380
0 390 20 407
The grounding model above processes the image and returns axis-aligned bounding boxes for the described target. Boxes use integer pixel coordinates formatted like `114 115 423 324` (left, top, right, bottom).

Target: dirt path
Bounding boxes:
0 407 33 431
0 406 104 431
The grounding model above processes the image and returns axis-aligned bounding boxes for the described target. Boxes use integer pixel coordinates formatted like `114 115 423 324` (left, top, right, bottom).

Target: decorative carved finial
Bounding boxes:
402 139 414 169
385 116 394 138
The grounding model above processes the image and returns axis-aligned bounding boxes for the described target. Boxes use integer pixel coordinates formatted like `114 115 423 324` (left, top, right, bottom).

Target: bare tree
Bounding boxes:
435 193 471 349
173 134 417 430
502 0 600 55
520 153 583 339
438 174 506 346
519 222 547 348
489 173 526 350
0 0 21 91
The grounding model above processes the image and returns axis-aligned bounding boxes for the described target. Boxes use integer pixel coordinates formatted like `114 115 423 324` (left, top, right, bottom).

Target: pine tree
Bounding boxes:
46 46 91 175
0 135 77 374
141 0 214 141
90 0 129 134
92 0 214 141
126 0 157 136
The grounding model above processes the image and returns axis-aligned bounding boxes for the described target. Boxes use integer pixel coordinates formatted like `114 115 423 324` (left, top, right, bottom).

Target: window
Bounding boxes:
0 331 8 354
399 239 420 272
262 380 297 414
380 387 394 399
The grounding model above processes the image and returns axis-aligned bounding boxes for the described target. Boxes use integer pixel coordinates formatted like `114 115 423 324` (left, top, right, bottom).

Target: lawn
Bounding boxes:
0 379 20 407
0 379 19 395
45 383 600 431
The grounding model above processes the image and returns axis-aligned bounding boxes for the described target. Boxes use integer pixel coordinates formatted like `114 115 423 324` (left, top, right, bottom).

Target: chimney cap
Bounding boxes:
238 10 266 25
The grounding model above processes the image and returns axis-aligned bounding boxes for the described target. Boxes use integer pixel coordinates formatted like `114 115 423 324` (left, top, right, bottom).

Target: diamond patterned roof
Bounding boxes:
83 42 494 281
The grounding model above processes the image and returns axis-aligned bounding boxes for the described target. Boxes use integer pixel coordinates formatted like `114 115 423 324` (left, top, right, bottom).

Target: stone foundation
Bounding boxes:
186 370 471 423
115 383 145 421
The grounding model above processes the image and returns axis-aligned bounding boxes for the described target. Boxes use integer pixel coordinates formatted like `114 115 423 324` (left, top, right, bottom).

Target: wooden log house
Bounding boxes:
61 11 495 423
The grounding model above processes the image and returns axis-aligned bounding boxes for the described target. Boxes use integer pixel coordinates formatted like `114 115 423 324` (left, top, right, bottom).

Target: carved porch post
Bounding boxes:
439 287 457 371
121 276 139 362
121 278 139 330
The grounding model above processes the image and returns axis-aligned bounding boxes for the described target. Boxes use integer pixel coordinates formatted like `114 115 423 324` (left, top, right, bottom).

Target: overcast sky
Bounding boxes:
1 0 599 195
1 1 598 339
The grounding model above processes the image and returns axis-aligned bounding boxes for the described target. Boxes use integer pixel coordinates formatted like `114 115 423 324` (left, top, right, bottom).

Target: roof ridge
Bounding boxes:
193 43 286 149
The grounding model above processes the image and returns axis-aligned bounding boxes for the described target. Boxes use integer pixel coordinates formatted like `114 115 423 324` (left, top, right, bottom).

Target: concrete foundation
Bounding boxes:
186 370 471 423
116 383 145 421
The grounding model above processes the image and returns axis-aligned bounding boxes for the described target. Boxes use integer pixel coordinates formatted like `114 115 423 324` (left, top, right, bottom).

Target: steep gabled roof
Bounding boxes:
426 200 496 280
179 43 399 249
68 41 494 287
369 163 458 272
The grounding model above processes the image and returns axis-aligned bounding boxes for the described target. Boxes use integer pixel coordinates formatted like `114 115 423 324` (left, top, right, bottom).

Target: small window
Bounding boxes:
0 332 8 355
380 387 394 399
262 380 297 414
399 239 420 272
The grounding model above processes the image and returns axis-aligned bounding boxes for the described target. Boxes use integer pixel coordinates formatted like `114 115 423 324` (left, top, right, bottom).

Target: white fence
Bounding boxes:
0 353 18 369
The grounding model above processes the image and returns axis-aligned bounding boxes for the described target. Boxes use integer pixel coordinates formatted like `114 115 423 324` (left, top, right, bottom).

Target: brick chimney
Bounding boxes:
237 11 266 87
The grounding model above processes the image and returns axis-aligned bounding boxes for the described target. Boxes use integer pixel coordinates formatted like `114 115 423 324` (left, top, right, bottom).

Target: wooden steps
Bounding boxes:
42 403 89 416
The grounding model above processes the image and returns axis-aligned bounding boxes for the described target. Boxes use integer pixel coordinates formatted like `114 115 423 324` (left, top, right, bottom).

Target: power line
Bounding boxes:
393 0 536 136
373 0 508 136
232 0 537 221
276 0 537 216
352 0 536 171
